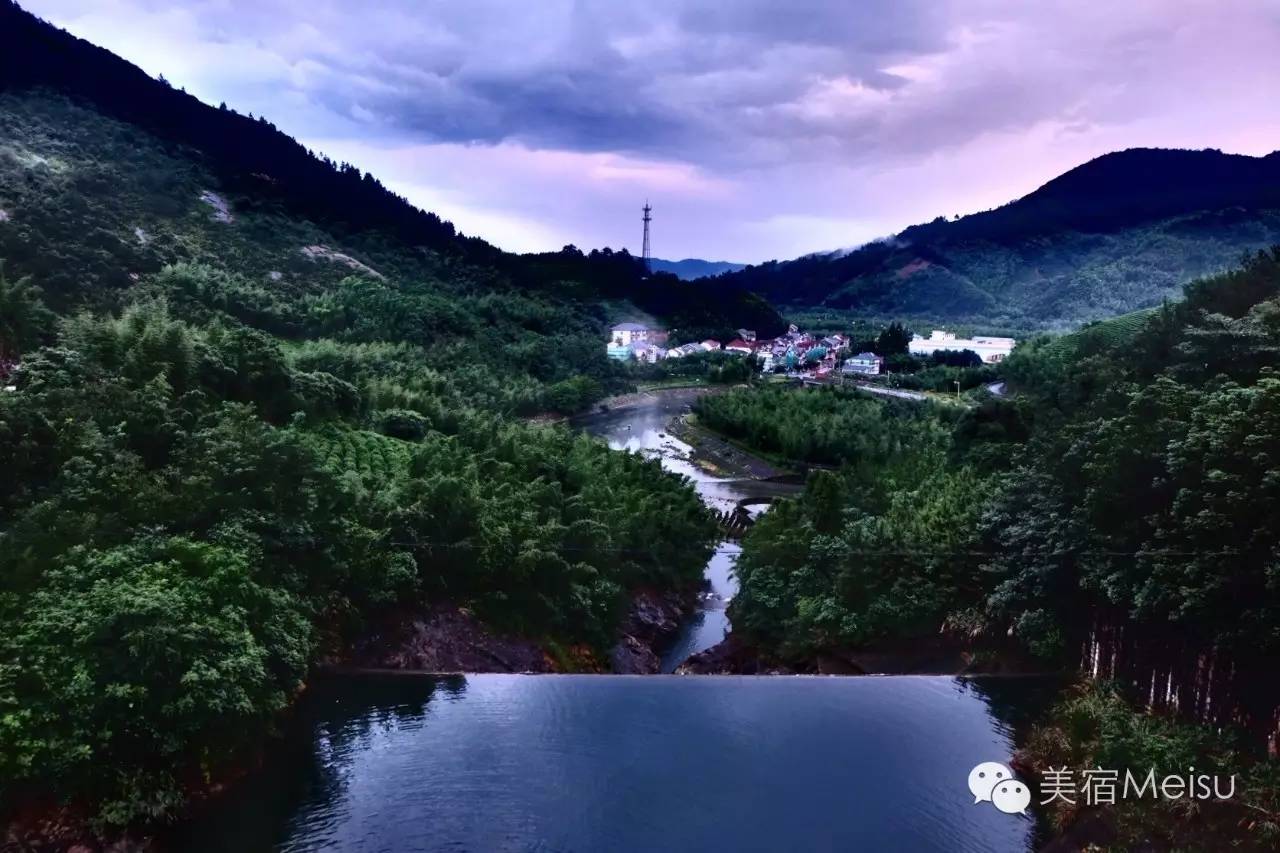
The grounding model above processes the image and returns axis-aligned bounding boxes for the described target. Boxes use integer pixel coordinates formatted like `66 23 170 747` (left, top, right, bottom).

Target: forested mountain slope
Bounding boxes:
0 89 613 412
717 148 1280 329
0 1 741 835
0 0 780 338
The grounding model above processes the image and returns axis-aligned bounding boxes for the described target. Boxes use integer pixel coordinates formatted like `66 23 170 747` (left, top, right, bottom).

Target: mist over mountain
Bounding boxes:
716 147 1280 328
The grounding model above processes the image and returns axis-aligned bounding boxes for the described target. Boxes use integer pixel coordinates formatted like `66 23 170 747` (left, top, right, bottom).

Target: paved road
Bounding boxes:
847 383 928 402
985 381 1007 397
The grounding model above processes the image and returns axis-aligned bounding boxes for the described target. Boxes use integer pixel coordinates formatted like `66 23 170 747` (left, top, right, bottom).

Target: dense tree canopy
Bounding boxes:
727 251 1280 673
694 385 939 467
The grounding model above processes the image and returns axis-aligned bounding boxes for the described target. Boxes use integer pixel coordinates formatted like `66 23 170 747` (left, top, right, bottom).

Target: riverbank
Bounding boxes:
589 385 797 480
594 384 719 415
572 387 808 670
666 413 795 480
572 385 796 483
522 381 727 427
525 384 727 428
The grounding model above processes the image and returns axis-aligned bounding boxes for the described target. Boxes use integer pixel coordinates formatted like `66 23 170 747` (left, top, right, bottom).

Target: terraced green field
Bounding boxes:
1044 306 1158 357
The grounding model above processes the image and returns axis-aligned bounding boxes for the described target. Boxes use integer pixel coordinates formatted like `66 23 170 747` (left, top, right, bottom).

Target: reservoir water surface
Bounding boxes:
173 673 1048 852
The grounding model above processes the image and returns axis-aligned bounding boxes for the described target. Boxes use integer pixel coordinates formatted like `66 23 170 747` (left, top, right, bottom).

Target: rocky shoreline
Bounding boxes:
341 588 695 676
344 605 556 672
678 632 1047 676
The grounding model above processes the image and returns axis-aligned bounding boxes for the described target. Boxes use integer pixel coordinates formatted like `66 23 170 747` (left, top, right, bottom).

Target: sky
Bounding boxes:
25 0 1280 263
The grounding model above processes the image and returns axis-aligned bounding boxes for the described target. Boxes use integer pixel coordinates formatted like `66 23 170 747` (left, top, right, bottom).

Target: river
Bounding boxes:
571 388 802 671
170 673 1055 852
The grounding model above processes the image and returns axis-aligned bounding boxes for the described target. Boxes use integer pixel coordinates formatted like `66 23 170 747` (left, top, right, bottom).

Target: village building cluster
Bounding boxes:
607 322 887 376
606 322 1016 379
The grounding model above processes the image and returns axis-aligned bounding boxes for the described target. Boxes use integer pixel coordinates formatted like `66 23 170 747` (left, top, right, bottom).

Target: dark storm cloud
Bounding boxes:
20 1 1204 167
344 0 953 162
25 0 1280 261
37 0 954 164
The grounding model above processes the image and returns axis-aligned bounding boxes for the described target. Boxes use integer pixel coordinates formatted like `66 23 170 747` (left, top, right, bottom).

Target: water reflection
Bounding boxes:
167 675 465 851
957 676 1066 738
174 674 1043 853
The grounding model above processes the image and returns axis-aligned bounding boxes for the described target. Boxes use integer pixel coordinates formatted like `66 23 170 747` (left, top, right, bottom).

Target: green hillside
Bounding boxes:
717 149 1280 329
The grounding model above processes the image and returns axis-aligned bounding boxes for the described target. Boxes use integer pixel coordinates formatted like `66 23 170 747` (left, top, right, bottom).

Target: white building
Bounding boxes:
908 330 1016 364
629 342 666 363
842 352 884 376
610 322 652 347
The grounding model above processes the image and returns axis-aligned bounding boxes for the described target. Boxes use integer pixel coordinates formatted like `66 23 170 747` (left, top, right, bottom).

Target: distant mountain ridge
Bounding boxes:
901 147 1280 245
715 147 1280 328
649 258 746 280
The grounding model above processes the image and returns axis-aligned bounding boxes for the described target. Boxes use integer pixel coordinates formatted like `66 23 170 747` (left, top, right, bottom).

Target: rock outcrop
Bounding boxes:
198 190 233 223
609 634 660 674
345 590 696 675
300 244 384 279
349 606 552 673
676 633 793 674
608 589 692 674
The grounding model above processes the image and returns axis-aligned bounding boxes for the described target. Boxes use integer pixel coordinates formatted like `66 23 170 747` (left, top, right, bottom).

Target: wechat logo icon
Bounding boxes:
968 761 1031 815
